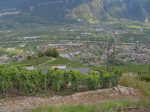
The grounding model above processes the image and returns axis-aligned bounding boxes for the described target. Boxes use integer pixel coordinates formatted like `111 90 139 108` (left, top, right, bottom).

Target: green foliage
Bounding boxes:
110 71 122 87
48 57 87 68
45 48 59 58
137 72 150 82
97 64 149 73
51 70 64 93
100 72 111 88
119 75 150 96
0 70 13 94
63 71 72 90
37 51 45 57
69 70 82 92
85 71 99 90
37 48 59 58
27 56 32 60
0 65 121 95
14 56 51 66
99 71 122 88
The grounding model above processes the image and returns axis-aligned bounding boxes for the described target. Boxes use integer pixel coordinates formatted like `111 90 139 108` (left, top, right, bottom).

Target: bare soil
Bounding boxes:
0 86 146 112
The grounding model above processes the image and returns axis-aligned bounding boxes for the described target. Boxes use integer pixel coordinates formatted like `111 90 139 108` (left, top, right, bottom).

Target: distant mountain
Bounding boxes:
72 0 150 23
0 0 150 28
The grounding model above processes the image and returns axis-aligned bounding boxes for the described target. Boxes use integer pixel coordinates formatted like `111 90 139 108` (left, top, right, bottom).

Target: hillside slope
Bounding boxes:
72 0 150 23
0 0 150 27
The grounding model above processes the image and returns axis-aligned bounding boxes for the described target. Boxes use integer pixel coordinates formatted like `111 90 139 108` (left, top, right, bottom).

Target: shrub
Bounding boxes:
119 75 150 96
85 71 99 90
138 72 150 82
100 72 111 88
119 75 137 87
110 71 122 87
69 70 82 92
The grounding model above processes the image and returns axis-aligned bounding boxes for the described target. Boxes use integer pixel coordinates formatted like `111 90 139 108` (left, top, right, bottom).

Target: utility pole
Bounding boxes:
112 42 115 72
43 64 47 92
106 40 115 72
128 49 132 73
107 42 109 72
36 56 39 68
107 42 111 72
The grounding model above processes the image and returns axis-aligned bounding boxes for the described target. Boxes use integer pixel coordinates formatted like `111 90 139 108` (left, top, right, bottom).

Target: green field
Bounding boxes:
93 64 149 73
13 56 149 72
12 57 87 68
47 57 87 68
114 64 149 73
13 56 52 66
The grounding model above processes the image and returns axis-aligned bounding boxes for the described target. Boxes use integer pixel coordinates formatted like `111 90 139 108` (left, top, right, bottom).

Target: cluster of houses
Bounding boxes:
0 52 32 64
0 55 9 64
119 44 150 63
39 42 107 65
1 40 149 67
38 41 150 65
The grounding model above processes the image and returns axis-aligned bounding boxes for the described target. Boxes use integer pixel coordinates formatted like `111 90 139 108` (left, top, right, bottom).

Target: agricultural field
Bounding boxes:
47 57 87 68
11 56 87 68
13 56 52 66
111 22 150 44
95 64 149 73
0 64 122 102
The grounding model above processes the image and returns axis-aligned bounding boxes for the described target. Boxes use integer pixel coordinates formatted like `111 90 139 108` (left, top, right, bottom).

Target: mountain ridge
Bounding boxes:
0 0 150 28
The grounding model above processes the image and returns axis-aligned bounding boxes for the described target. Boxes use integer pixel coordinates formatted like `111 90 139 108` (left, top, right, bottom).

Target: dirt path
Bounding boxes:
0 86 144 112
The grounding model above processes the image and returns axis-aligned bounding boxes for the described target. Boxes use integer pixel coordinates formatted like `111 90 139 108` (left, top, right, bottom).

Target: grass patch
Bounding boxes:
13 56 52 66
119 75 150 96
114 64 149 73
48 57 87 68
32 100 150 112
94 64 149 73
12 56 88 68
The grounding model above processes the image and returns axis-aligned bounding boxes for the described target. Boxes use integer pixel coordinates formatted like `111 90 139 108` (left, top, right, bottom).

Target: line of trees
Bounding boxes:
0 65 121 96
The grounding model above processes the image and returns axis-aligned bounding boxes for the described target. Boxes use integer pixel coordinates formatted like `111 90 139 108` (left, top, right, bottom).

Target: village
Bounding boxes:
0 40 150 66
0 23 150 66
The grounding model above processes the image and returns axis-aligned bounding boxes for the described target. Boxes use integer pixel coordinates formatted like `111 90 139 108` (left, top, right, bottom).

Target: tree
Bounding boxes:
27 55 32 60
37 51 45 57
45 48 59 58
